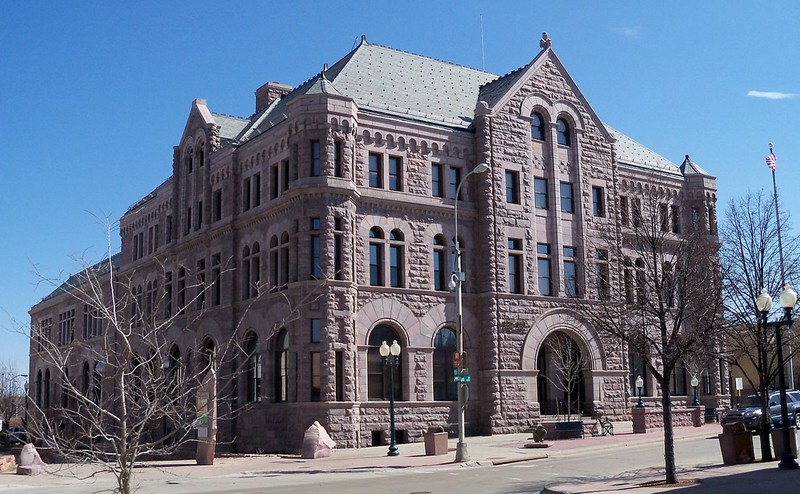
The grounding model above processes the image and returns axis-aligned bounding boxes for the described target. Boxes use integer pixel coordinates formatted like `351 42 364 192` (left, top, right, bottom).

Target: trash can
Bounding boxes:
771 426 798 458
423 426 448 456
718 422 754 465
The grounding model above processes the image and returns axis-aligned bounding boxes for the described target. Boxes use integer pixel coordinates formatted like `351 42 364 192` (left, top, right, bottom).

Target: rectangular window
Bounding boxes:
537 242 552 296
310 217 321 279
177 268 186 314
369 153 383 188
252 173 261 207
564 246 577 297
671 205 681 233
448 167 462 199
388 156 402 191
390 244 403 288
596 249 609 300
166 215 173 243
534 177 548 209
148 226 155 254
506 170 520 204
282 159 290 192
211 254 221 306
369 242 383 286
560 182 574 213
185 207 192 235
212 189 222 222
592 186 605 217
310 140 321 177
197 201 203 229
660 203 669 232
311 351 321 402
271 163 279 199
310 318 321 343
508 238 523 294
334 140 343 178
433 245 446 291
620 196 629 226
242 176 252 211
432 163 444 198
196 259 206 311
632 198 642 228
164 271 173 318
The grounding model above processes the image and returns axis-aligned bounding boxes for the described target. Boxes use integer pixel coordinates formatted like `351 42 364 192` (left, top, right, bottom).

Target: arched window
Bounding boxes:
200 338 216 377
433 235 447 291
280 232 290 288
389 229 404 288
369 227 384 286
531 111 545 141
242 245 251 300
167 345 182 390
245 333 261 403
433 327 457 401
35 370 42 407
82 361 91 396
242 243 261 299
186 147 194 174
197 142 205 168
557 118 571 146
367 325 402 400
275 329 289 402
93 361 103 404
43 369 51 409
269 236 279 290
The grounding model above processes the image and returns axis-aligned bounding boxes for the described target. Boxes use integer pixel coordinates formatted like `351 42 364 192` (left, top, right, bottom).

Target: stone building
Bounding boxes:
29 34 725 452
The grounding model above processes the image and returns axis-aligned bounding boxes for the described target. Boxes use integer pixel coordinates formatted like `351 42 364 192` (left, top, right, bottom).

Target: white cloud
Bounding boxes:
747 90 797 100
613 26 641 39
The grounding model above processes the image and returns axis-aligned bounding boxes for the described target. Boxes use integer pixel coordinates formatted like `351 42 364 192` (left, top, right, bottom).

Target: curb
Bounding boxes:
490 453 549 466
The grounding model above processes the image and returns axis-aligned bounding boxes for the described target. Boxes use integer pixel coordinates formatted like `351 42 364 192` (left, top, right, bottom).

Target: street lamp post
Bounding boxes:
449 162 489 463
691 376 700 407
757 285 800 470
635 375 644 408
379 340 401 457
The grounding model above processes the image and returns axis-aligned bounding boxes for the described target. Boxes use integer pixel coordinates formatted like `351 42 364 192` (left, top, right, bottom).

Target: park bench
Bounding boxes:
596 413 614 436
554 421 584 440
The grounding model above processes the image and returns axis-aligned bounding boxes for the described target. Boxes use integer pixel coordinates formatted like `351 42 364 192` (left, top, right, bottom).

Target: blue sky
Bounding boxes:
3 1 799 375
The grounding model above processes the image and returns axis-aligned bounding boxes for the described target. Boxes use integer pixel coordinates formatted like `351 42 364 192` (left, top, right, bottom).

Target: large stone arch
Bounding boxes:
520 308 607 416
521 309 605 371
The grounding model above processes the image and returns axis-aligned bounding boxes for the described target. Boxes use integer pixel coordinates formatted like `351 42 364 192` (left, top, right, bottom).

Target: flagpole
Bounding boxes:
768 142 795 389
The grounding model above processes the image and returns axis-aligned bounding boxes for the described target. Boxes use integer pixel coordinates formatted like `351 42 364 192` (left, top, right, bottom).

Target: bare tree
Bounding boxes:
24 232 328 494
719 190 800 460
545 333 586 421
578 191 724 484
0 361 26 432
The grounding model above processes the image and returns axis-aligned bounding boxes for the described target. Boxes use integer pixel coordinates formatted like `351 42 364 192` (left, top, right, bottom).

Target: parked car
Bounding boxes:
7 426 26 445
722 391 800 431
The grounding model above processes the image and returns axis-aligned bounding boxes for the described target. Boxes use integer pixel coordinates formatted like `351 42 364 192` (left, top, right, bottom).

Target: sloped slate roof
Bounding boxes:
211 113 250 140
606 125 682 176
229 39 684 176
680 155 711 176
40 254 122 303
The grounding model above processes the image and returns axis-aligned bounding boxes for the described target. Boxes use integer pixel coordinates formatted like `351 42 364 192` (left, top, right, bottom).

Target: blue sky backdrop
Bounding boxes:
3 1 799 376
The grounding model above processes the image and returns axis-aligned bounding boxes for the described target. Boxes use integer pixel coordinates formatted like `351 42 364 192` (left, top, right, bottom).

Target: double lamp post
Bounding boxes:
756 285 799 470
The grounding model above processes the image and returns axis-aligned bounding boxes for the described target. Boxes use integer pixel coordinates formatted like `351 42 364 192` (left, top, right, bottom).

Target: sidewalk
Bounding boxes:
2 422 795 492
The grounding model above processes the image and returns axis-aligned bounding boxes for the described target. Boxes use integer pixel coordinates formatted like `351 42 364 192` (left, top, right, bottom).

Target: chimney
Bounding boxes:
255 82 293 113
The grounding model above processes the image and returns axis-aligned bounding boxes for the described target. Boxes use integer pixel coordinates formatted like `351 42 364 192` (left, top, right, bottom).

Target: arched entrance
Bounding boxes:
537 331 587 417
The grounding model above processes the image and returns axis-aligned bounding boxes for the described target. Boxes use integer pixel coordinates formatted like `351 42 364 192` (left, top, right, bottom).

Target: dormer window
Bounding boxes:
531 112 545 141
557 118 571 146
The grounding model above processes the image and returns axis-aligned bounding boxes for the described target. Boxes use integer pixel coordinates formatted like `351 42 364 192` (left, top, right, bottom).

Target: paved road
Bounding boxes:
0 429 730 494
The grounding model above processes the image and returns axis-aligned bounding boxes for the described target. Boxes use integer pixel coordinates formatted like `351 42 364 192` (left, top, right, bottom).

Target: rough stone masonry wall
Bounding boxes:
475 56 626 434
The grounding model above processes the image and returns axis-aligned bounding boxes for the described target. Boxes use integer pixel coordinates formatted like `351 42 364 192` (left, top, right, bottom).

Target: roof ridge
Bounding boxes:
211 111 249 121
366 41 497 77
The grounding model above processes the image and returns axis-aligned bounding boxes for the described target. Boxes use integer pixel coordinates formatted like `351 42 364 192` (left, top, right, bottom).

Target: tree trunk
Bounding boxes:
661 385 677 484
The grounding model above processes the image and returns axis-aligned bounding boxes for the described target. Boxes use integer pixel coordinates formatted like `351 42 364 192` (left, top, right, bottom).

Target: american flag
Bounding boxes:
766 151 777 171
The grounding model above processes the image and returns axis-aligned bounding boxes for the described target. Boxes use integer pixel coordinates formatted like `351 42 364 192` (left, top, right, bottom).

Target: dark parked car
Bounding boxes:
722 391 800 431
7 426 26 445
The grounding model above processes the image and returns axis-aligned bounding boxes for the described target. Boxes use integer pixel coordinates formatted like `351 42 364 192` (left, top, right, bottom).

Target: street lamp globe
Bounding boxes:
472 163 490 174
379 341 390 358
756 288 773 312
780 284 797 309
390 340 401 357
